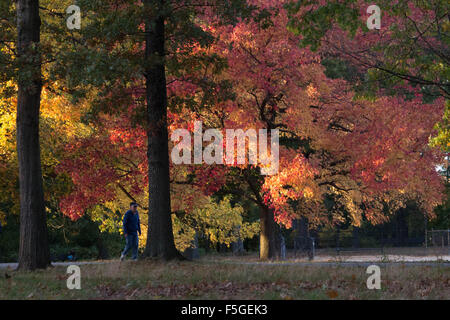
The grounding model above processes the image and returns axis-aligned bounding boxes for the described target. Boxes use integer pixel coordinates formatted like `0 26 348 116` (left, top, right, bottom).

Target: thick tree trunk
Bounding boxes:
16 0 50 270
259 206 282 260
143 0 181 260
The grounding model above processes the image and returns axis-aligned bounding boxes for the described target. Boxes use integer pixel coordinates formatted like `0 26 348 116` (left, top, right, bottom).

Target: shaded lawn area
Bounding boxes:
0 260 448 300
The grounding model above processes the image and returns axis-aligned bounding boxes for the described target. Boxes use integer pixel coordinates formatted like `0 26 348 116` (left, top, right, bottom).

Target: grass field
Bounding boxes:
0 258 449 300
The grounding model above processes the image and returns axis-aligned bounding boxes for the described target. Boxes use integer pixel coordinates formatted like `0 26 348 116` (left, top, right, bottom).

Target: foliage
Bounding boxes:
430 183 450 229
287 0 449 98
173 196 259 251
431 100 450 153
201 0 446 228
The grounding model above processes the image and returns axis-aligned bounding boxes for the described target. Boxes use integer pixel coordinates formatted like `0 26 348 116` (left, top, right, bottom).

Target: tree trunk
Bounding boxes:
259 206 282 260
143 0 181 260
16 0 50 270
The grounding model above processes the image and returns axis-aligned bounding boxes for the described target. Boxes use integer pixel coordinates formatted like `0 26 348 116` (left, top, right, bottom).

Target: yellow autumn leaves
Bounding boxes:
172 196 259 252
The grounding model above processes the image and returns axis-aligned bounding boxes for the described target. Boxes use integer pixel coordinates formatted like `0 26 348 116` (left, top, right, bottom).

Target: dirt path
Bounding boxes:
1 255 449 270
0 261 106 270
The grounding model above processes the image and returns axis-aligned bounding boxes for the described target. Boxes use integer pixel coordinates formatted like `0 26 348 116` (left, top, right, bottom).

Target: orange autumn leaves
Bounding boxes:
202 0 445 227
262 152 320 228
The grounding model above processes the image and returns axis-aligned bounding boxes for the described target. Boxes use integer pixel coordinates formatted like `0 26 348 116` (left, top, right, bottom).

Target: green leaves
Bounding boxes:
287 0 449 98
286 0 360 51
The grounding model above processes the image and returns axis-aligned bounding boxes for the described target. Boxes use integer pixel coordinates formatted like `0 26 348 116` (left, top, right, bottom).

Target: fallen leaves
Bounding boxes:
93 280 322 299
326 289 339 299
0 262 448 300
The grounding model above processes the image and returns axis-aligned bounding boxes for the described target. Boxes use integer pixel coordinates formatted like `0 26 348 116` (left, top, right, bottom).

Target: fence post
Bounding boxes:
309 237 315 261
335 229 340 256
448 230 450 255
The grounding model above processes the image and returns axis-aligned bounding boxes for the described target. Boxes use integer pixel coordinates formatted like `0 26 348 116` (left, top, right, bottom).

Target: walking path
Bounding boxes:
312 254 450 263
0 261 106 270
1 254 449 269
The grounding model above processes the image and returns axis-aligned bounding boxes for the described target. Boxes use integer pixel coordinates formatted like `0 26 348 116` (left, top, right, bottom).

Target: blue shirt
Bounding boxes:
123 210 141 235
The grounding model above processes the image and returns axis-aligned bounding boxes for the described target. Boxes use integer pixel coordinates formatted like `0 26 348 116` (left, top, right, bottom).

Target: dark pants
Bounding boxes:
122 233 139 260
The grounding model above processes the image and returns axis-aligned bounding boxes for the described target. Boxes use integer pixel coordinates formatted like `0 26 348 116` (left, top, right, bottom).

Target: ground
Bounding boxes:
0 255 449 299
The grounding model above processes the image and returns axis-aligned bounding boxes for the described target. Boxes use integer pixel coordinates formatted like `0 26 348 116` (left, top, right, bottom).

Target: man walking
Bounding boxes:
120 202 141 261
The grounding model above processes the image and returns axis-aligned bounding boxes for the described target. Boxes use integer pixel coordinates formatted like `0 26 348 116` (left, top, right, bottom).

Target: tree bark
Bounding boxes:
16 0 50 270
259 206 282 260
143 0 181 260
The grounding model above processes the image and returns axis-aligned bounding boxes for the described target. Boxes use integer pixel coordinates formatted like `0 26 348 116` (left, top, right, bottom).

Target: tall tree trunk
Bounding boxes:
259 206 282 260
143 0 181 260
16 0 50 270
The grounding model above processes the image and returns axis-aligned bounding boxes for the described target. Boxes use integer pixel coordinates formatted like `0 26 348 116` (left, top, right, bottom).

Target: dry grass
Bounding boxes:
0 259 448 300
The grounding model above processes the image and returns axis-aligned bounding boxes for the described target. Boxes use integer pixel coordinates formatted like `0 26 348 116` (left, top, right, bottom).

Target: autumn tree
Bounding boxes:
51 0 254 260
14 0 51 270
198 0 446 259
0 0 100 269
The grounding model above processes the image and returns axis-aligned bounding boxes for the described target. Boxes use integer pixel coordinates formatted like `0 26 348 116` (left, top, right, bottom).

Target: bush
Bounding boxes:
0 214 20 263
